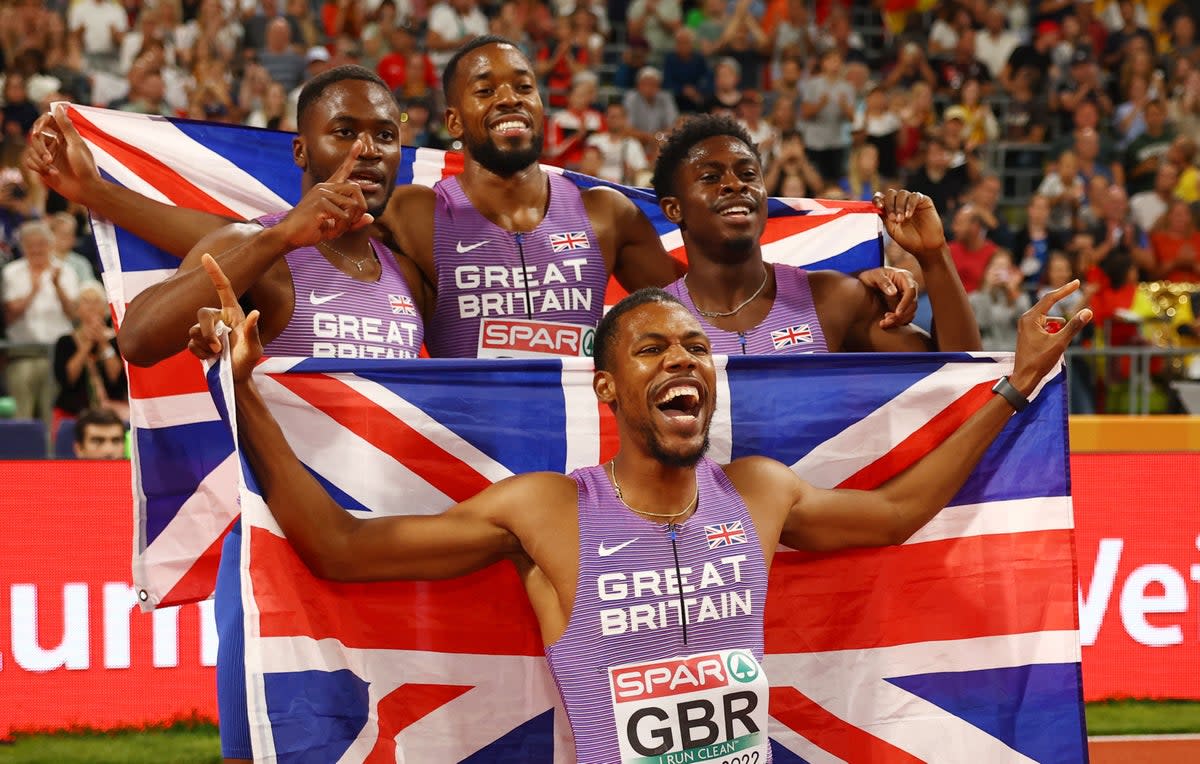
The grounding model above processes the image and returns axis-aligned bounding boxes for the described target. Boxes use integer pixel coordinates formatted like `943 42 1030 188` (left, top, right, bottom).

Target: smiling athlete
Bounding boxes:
197 244 1087 762
654 116 980 354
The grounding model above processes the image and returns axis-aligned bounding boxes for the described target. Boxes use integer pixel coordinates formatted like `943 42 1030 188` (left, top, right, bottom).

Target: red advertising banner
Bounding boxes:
1 453 1197 736
1074 452 1200 701
0 461 216 738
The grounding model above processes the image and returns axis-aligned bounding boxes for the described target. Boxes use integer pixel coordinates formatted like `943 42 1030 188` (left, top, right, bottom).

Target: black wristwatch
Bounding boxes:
991 376 1029 412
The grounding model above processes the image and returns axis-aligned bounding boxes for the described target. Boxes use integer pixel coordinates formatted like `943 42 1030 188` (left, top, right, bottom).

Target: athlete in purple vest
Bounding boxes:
655 115 982 355
199 258 1088 762
427 172 607 358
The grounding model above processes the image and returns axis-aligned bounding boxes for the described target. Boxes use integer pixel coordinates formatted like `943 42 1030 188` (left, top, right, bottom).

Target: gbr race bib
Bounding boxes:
608 649 770 764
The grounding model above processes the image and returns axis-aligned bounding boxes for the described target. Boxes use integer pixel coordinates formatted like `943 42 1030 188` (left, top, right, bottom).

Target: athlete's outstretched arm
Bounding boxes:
197 254 546 581
24 106 237 258
120 144 373 366
743 282 1088 553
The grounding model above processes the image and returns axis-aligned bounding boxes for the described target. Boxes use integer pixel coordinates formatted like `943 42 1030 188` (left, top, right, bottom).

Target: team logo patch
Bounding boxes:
389 294 417 316
549 230 590 252
770 323 813 349
704 522 747 549
478 318 595 358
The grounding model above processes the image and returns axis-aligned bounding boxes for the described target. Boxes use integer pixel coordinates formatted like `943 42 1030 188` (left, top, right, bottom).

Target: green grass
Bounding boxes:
3 702 1199 760
1086 700 1200 736
0 721 220 764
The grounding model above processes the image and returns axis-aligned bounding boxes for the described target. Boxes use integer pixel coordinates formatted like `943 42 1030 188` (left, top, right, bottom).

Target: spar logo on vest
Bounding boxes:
608 649 770 764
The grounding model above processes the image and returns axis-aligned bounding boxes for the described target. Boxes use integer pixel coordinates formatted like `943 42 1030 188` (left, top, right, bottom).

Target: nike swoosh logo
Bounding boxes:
456 240 490 254
598 538 638 557
309 291 345 306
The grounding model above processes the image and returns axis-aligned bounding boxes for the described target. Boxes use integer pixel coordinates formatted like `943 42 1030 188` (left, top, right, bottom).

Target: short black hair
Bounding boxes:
74 407 125 446
442 35 525 101
296 65 392 130
593 288 685 372
650 114 760 200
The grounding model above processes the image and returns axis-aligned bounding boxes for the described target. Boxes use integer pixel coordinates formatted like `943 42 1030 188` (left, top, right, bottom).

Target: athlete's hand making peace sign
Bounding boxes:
189 253 262 382
274 140 373 250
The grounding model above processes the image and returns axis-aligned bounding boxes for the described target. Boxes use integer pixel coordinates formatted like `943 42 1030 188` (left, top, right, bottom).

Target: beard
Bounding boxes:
640 420 711 468
466 127 545 176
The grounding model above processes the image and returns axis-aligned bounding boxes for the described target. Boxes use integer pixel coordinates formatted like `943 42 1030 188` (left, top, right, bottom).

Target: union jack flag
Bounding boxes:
72 103 884 610
548 230 591 252
771 324 814 349
704 521 748 549
202 351 1086 762
389 293 416 316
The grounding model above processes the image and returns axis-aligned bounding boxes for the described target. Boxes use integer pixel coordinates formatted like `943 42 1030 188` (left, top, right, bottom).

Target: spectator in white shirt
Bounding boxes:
426 0 489 73
974 8 1020 80
586 102 650 185
3 220 79 419
67 0 128 74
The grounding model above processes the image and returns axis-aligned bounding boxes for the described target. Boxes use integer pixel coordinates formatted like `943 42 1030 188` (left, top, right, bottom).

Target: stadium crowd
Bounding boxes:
0 0 1199 450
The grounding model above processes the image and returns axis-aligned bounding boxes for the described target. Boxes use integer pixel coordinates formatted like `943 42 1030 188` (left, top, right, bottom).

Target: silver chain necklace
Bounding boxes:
685 263 770 318
318 240 373 272
608 459 697 520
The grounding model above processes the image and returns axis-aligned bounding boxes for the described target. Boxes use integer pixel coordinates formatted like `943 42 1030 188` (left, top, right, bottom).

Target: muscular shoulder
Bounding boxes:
378 185 437 278
722 456 803 541
190 220 267 255
478 472 579 531
580 184 636 226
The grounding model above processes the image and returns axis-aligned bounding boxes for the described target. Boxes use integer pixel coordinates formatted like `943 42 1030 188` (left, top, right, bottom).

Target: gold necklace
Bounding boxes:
685 262 770 318
608 460 698 521
318 239 374 272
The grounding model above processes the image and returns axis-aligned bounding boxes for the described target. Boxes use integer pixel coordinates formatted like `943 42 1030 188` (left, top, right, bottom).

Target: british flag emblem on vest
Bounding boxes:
771 324 814 349
704 521 748 549
549 230 590 252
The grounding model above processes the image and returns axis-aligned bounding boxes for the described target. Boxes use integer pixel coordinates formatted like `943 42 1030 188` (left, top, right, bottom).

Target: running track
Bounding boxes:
1089 734 1200 763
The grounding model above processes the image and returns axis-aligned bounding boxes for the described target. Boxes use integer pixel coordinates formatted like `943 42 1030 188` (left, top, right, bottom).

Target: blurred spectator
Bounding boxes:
1123 99 1175 195
175 0 241 70
1162 14 1197 76
814 4 864 62
770 0 816 82
258 17 306 91
735 90 775 158
711 0 768 90
949 203 1001 292
376 25 434 92
1130 161 1181 231
686 0 726 58
1037 149 1087 233
627 0 683 62
586 102 649 185
1166 136 1199 202
245 80 291 130
662 28 710 113
48 212 96 285
968 173 1014 250
1090 183 1155 275
944 77 999 149
622 66 677 153
1051 51 1113 136
1013 193 1068 288
905 135 967 219
394 51 441 114
426 0 489 72
2 73 40 143
111 63 175 116
764 129 822 196
937 29 992 97
53 281 127 423
882 42 937 92
72 406 127 459
68 0 129 74
969 248 1030 351
837 143 882 201
1075 126 1124 188
119 5 179 76
488 2 535 60
799 48 854 182
1149 198 1200 282
852 85 900 180
1114 73 1154 148
1038 251 1088 318
544 74 603 168
704 57 744 114
3 220 79 420
1101 0 1156 72
320 0 365 41
535 8 603 108
613 36 651 90
895 81 935 173
764 54 802 115
975 7 1021 80
927 2 972 60
285 0 325 51
1001 18 1059 96
241 0 301 54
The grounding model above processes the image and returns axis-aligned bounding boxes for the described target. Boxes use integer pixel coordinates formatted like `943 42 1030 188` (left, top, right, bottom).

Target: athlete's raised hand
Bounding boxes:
1010 280 1092 395
189 253 262 382
276 140 373 249
23 104 103 203
858 265 918 328
874 189 945 264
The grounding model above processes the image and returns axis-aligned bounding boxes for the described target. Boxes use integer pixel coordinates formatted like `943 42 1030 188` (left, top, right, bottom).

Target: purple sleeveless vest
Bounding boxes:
546 458 771 764
256 211 423 359
426 173 607 358
669 263 829 355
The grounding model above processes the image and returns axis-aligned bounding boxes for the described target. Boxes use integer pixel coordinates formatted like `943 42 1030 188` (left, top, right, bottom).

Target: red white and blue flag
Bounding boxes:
204 351 1085 762
71 104 884 610
388 293 417 317
704 521 748 549
548 230 591 252
770 324 815 350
